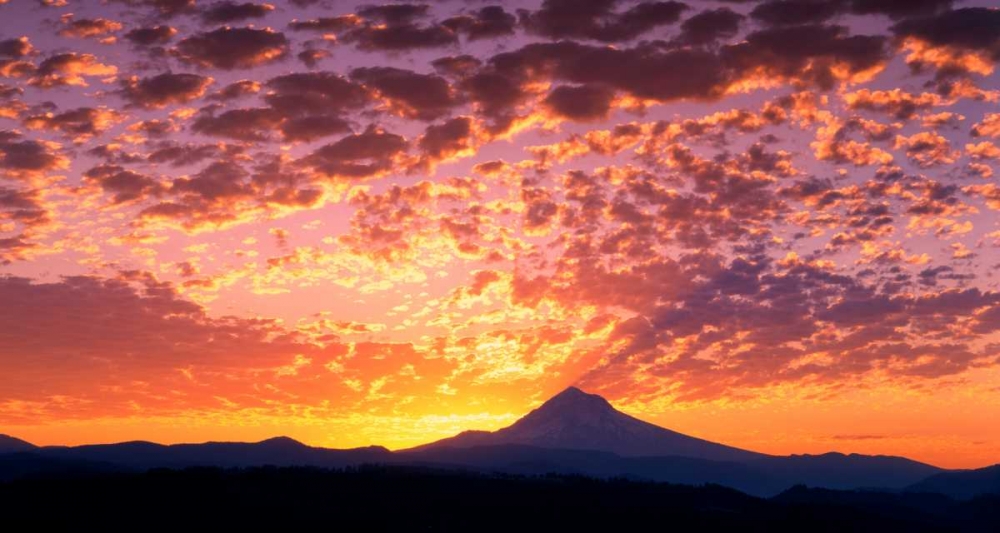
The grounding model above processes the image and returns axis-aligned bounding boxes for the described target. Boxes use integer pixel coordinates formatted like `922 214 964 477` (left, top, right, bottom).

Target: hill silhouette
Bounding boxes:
37 436 390 471
6 467 999 532
906 464 1000 500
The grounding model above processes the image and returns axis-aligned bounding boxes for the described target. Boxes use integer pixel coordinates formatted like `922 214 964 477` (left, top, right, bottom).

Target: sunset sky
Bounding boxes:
1 0 999 469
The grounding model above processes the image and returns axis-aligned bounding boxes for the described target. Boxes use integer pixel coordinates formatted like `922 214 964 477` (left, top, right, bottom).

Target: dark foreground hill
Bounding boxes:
907 464 1000 500
1 467 997 533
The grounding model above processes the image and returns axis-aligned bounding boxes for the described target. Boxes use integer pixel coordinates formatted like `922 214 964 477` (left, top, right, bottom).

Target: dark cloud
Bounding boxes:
724 24 887 90
191 107 282 141
443 6 517 41
357 4 431 25
0 37 34 58
23 107 122 142
297 48 330 68
0 186 49 228
146 142 233 167
892 7 1000 61
346 22 457 51
196 73 371 142
349 67 457 121
432 55 482 78
543 84 616 121
120 73 214 109
0 130 69 179
170 160 253 202
519 0 688 42
208 79 260 101
418 116 473 159
200 2 275 24
488 41 728 103
83 164 164 204
108 0 195 17
174 27 289 70
674 8 743 46
301 126 408 179
264 72 369 116
288 15 362 33
296 3 456 52
750 0 842 27
123 25 177 46
849 0 954 19
280 115 353 142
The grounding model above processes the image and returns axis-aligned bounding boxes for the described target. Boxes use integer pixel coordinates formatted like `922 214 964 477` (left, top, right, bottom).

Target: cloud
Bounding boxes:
519 0 688 42
23 107 123 143
264 71 369 115
174 27 288 69
674 7 742 46
418 116 475 160
892 8 1000 77
301 126 408 180
288 15 362 33
843 88 941 120
83 164 165 204
0 37 34 58
123 25 177 46
0 131 70 181
894 131 958 168
442 6 517 41
108 0 195 17
58 14 123 42
750 0 841 27
349 67 457 121
199 1 275 24
0 186 49 229
191 107 282 141
971 113 1000 138
28 53 118 88
0 274 306 406
209 79 261 101
120 73 214 109
543 84 616 121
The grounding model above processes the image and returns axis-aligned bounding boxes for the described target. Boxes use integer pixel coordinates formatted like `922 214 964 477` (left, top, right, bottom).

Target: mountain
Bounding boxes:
0 388 960 496
0 434 36 454
403 386 943 495
906 464 1000 499
35 436 391 471
748 452 942 492
408 386 764 462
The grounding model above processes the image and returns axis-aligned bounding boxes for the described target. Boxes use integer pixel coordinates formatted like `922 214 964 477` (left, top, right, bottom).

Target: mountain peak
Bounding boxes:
257 436 307 448
542 386 615 411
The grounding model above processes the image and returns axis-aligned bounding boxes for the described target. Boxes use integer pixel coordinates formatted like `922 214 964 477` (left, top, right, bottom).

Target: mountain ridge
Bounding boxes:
0 387 975 497
0 434 36 454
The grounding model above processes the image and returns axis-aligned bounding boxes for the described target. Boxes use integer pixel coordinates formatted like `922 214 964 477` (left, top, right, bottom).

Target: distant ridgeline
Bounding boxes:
2 388 998 502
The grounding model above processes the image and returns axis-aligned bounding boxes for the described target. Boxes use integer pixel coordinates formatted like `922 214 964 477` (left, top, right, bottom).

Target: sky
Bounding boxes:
0 0 999 469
